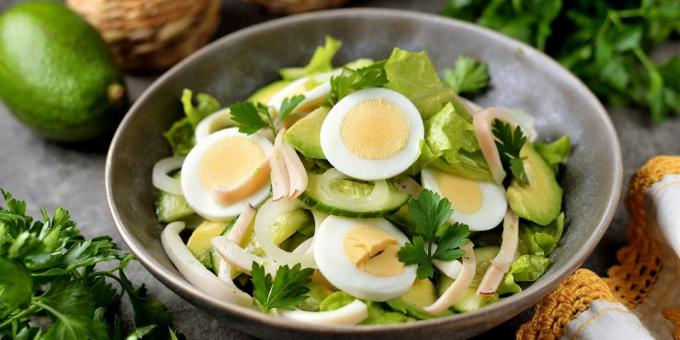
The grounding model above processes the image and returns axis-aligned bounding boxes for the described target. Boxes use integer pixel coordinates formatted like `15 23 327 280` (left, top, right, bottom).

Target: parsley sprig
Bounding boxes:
492 119 528 184
328 61 388 105
397 190 471 279
0 190 178 339
251 262 314 312
229 95 305 135
443 56 490 96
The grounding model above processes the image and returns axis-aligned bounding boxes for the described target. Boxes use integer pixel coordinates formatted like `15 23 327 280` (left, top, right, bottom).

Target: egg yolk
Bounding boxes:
199 137 265 191
340 99 409 160
434 171 482 214
343 225 404 277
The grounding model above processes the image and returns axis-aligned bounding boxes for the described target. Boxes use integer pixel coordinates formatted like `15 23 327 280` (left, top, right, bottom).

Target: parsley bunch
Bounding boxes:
442 0 680 121
0 191 178 340
492 119 529 184
229 95 305 135
251 263 314 312
397 190 471 279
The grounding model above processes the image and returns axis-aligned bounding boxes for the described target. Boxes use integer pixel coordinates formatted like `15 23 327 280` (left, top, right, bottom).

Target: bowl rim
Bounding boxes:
106 7 623 334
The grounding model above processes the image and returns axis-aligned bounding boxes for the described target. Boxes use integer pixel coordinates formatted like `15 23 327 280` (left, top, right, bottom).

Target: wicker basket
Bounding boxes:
67 0 221 73
247 0 350 14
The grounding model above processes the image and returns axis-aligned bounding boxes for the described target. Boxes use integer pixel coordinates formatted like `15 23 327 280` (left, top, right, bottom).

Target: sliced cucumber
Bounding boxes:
155 191 194 223
299 169 409 218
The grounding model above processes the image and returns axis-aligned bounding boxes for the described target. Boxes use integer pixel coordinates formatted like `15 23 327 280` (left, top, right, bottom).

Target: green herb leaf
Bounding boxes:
442 0 680 121
251 263 314 312
278 95 305 123
229 101 270 135
433 223 470 261
397 236 434 279
0 191 177 338
397 190 471 279
328 61 388 105
492 119 528 184
443 56 490 95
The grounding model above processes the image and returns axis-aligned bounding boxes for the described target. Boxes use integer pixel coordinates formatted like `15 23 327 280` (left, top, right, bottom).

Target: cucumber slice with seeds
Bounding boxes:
299 169 409 218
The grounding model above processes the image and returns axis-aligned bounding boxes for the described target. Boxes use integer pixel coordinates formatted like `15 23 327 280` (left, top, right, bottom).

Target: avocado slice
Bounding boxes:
187 220 230 268
247 80 290 104
506 143 563 226
387 278 451 319
285 106 330 159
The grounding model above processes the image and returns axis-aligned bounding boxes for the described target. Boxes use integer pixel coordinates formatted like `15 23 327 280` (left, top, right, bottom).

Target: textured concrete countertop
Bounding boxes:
0 0 678 338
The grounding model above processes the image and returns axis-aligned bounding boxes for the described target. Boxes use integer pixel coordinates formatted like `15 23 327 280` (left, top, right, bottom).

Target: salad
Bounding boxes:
152 36 571 325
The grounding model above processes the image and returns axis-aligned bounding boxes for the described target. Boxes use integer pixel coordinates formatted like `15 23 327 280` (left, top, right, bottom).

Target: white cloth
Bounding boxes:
561 174 680 340
561 300 654 340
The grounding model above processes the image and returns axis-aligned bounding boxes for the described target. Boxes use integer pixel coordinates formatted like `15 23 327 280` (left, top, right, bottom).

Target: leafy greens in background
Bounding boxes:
442 0 680 122
0 191 178 340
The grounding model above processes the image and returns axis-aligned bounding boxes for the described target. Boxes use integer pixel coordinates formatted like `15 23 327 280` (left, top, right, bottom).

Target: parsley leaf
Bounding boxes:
328 61 388 105
278 95 305 123
442 0 680 121
251 263 314 312
443 56 490 96
229 101 270 134
492 119 528 184
229 95 305 135
397 190 471 279
0 190 179 338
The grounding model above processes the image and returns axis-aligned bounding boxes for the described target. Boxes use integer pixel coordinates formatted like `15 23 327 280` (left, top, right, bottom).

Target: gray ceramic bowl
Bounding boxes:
106 8 623 339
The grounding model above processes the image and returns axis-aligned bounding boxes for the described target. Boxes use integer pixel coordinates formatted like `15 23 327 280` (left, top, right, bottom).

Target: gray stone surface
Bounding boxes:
0 0 678 338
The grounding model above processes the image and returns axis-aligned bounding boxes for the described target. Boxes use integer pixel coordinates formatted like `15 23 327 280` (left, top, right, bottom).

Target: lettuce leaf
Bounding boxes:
163 118 194 156
518 213 565 256
508 255 552 282
182 89 221 127
422 103 492 181
385 48 457 119
498 273 522 296
279 36 342 80
534 136 572 172
164 89 221 156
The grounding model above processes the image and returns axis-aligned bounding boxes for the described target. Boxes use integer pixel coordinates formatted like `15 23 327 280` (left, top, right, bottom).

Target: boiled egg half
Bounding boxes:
314 215 417 301
421 168 507 231
181 128 273 221
320 88 424 181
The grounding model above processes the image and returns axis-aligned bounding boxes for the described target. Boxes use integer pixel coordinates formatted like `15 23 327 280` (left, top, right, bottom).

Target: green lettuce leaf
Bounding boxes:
534 136 572 172
182 89 221 127
508 255 552 282
164 89 221 156
385 48 457 119
518 213 565 256
497 273 522 296
279 36 342 80
423 103 491 181
163 118 194 156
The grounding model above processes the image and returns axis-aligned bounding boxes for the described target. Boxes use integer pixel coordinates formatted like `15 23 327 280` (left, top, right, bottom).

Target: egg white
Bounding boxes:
421 168 507 231
267 70 339 111
181 128 273 221
320 88 424 181
313 216 417 301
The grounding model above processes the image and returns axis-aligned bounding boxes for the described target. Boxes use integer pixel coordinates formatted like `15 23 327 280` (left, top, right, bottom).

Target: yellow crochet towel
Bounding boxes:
518 156 680 339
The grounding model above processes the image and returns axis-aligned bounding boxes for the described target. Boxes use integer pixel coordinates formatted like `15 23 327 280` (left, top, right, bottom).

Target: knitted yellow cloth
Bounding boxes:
518 156 680 339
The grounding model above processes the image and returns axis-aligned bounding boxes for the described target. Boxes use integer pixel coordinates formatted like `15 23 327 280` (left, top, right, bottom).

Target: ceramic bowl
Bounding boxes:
106 8 623 339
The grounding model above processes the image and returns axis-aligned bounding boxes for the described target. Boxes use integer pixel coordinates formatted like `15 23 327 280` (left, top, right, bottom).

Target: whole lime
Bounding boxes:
0 1 127 142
